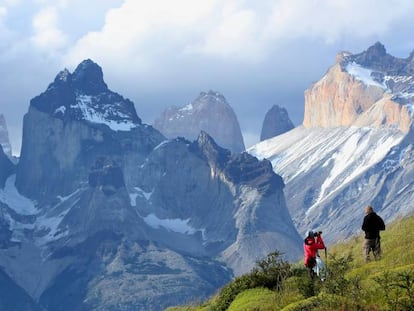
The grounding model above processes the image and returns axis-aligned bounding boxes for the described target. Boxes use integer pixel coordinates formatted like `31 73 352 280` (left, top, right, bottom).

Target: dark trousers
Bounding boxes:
363 238 381 262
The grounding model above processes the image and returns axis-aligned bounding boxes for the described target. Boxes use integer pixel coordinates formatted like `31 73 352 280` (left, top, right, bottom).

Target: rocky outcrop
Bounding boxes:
0 114 12 157
303 42 414 132
153 90 245 153
134 131 302 275
260 105 294 141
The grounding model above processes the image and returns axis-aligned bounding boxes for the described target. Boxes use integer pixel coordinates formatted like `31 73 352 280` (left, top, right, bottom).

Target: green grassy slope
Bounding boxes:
166 214 414 311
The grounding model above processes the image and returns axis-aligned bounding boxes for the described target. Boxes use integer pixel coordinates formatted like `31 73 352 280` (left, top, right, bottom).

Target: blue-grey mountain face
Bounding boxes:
16 59 150 200
0 269 42 311
0 60 302 311
153 90 246 153
0 114 12 157
0 145 14 188
260 105 294 141
250 42 414 243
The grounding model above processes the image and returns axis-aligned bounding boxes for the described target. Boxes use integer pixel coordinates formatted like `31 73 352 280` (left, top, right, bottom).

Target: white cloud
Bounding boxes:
0 6 12 44
64 0 265 69
185 7 262 61
0 6 6 18
267 0 414 43
31 6 67 50
65 0 414 72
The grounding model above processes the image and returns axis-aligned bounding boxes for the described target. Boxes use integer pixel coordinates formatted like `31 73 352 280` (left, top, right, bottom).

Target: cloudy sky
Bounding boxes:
1 0 414 155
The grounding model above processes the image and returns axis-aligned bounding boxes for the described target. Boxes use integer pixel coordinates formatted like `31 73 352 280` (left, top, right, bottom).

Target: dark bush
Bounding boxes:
211 251 291 311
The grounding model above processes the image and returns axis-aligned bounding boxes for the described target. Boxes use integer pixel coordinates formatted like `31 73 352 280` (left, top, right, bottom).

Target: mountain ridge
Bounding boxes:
0 59 302 310
250 42 414 243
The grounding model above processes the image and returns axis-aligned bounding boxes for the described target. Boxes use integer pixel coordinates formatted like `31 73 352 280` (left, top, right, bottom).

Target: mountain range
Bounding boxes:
0 59 301 310
1 41 414 310
249 42 414 243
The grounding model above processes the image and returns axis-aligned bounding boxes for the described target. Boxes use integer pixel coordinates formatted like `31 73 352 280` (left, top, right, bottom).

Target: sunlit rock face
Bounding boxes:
153 90 246 153
304 42 413 132
249 43 414 246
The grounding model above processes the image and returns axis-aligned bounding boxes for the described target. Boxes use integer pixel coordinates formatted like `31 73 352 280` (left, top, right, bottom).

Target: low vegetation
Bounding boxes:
166 215 414 311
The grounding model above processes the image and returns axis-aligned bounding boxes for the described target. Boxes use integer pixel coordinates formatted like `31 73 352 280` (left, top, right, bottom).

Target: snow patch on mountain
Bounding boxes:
345 62 386 88
142 213 205 238
0 175 37 215
71 95 138 131
249 126 404 196
35 190 84 246
129 187 153 206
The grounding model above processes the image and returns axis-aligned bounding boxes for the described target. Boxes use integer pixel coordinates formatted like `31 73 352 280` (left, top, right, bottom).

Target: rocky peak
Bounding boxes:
191 131 283 196
341 41 408 75
153 90 245 153
196 90 227 107
72 59 108 95
31 59 141 129
224 152 284 197
303 43 414 132
16 60 154 199
364 41 387 58
260 105 294 141
55 69 71 83
191 131 231 169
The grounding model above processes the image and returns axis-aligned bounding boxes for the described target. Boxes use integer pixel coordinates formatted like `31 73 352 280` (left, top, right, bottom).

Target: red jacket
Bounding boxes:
303 235 325 267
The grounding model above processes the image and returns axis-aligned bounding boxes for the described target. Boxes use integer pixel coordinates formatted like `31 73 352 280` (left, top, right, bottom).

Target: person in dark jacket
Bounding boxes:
362 205 385 262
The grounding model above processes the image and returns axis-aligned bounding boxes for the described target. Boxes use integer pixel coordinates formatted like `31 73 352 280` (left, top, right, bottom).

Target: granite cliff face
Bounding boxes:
304 42 413 132
0 114 12 157
0 60 302 311
260 105 294 141
249 43 414 243
153 90 246 153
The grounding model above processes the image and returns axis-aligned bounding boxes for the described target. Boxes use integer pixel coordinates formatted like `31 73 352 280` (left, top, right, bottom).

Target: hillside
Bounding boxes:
167 214 414 310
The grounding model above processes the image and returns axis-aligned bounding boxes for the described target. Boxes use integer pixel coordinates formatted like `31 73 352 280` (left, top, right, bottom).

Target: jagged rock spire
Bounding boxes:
260 105 294 141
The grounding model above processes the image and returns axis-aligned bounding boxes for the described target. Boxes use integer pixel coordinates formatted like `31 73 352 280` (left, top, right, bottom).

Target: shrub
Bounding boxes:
250 251 292 291
211 251 291 311
373 269 414 311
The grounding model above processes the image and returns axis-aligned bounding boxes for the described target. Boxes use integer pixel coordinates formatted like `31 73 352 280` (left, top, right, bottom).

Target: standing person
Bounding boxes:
303 230 326 278
362 205 385 262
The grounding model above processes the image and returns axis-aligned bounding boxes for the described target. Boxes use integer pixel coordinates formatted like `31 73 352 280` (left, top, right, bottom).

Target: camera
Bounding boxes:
313 231 322 237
